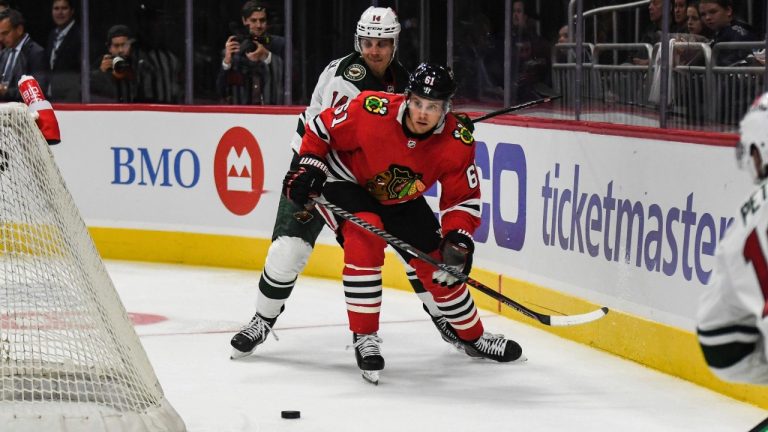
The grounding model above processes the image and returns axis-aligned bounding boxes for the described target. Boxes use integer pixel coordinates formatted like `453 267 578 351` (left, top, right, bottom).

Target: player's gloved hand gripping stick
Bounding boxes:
432 230 474 288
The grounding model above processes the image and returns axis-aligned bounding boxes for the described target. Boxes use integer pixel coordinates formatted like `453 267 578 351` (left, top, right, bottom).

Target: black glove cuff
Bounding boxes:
299 154 329 176
443 229 474 254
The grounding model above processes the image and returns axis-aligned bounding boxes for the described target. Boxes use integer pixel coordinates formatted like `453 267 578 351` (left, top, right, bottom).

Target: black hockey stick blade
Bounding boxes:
313 198 608 327
470 95 562 124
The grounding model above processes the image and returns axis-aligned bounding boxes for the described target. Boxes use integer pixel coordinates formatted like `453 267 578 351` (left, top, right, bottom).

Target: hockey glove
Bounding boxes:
282 154 328 207
432 230 474 287
453 112 475 133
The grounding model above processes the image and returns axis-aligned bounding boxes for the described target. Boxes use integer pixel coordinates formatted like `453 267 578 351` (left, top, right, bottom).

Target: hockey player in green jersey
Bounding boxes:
231 7 460 359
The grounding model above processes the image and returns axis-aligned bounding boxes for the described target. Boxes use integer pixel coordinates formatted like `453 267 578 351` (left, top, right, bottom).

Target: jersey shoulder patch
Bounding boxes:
362 94 390 116
452 123 474 145
343 63 367 82
330 53 358 75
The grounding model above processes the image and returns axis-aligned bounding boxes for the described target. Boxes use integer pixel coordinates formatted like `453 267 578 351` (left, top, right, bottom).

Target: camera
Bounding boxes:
253 35 270 46
230 26 270 53
112 56 131 73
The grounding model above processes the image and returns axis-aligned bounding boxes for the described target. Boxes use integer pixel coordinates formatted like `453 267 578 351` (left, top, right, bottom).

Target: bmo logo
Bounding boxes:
214 127 265 215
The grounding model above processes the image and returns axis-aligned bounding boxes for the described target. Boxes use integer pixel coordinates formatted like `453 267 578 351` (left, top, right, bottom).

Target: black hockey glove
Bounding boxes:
282 154 328 207
453 112 475 133
432 230 474 287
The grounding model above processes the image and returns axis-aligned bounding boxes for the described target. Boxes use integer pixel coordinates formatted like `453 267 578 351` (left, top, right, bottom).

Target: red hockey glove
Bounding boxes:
282 154 328 207
432 229 474 287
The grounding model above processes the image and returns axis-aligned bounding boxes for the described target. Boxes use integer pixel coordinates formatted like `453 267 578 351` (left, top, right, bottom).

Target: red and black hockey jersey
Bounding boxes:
300 90 481 235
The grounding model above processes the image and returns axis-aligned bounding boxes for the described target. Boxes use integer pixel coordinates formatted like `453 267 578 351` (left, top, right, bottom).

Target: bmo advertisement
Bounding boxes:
50 107 746 331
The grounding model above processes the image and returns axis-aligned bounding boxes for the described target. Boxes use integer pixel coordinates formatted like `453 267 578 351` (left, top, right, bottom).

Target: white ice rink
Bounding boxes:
107 260 767 432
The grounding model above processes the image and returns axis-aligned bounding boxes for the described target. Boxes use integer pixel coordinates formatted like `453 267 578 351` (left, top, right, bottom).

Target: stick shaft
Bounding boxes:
313 199 607 327
470 95 561 124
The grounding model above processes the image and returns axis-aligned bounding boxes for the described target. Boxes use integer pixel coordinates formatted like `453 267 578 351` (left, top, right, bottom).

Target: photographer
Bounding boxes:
217 1 285 105
91 24 180 103
0 9 47 102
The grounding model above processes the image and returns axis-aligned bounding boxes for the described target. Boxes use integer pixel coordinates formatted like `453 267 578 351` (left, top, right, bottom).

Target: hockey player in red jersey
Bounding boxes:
697 92 768 385
229 7 460 361
283 63 524 383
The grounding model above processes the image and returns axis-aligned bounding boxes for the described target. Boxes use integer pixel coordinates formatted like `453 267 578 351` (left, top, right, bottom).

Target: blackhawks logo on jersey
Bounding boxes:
366 164 426 201
363 95 389 116
452 124 474 145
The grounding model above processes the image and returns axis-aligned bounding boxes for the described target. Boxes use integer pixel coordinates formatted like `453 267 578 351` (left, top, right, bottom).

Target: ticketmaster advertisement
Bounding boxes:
51 108 746 331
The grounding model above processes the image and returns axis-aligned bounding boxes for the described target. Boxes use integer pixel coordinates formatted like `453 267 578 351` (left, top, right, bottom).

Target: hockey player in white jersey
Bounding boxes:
230 7 460 359
697 92 768 385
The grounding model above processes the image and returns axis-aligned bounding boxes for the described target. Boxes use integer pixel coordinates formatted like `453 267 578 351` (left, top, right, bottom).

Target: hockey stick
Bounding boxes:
311 198 608 327
469 95 561 124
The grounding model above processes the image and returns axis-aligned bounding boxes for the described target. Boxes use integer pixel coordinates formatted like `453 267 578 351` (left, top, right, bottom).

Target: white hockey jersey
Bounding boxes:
697 180 768 384
288 52 409 153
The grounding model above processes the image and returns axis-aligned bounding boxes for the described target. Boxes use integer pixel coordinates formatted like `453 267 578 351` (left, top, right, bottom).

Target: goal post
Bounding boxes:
0 103 186 431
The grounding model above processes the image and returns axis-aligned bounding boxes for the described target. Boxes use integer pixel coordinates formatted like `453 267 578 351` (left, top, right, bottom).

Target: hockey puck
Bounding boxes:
281 410 300 419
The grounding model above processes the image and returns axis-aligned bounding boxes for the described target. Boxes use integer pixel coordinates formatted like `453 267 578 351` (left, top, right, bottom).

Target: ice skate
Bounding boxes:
230 313 278 359
424 306 464 352
351 333 384 384
462 332 525 363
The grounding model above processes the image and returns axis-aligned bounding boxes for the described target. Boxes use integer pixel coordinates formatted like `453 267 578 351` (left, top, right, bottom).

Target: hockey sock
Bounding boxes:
255 270 295 319
409 255 484 341
398 255 442 316
342 212 386 334
255 236 313 319
434 286 483 342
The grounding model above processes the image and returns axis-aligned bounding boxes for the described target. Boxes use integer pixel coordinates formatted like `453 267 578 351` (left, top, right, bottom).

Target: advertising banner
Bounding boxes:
52 108 744 330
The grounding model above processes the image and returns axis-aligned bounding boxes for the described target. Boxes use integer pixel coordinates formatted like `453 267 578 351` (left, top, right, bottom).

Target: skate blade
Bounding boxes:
230 347 255 360
467 353 528 364
513 354 528 364
361 370 380 385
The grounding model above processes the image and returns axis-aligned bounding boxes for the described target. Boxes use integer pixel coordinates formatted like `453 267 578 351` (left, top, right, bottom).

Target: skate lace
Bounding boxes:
350 333 383 357
240 315 279 342
435 317 457 338
475 332 507 356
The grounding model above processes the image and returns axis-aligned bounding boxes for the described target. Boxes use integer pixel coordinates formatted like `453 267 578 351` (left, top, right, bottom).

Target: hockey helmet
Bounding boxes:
737 92 768 182
406 63 457 102
354 7 400 54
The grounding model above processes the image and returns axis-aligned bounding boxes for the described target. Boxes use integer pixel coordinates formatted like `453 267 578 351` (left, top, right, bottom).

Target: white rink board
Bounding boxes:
50 108 746 331
446 123 750 330
52 110 296 239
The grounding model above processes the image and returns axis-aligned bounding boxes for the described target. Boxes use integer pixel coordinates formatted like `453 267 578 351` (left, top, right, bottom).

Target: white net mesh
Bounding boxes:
0 103 185 431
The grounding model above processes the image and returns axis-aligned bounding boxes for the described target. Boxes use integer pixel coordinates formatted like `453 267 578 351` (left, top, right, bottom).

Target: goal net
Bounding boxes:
0 103 185 431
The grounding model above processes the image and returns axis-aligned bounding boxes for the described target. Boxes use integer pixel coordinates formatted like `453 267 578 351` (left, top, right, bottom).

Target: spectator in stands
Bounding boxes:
91 24 181 103
0 9 47 102
687 1 712 39
699 0 758 66
511 0 552 102
671 1 711 67
454 12 503 102
217 1 285 105
45 0 80 102
553 23 593 64
673 0 689 33
0 1 10 50
632 0 672 65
